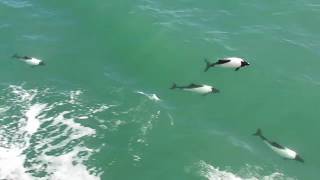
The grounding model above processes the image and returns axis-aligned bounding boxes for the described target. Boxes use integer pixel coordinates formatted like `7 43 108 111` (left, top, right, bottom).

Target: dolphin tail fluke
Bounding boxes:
204 58 212 72
12 53 20 59
170 83 177 90
253 128 263 137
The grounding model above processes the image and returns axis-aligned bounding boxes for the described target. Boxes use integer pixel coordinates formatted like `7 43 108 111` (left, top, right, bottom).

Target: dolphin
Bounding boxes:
204 57 250 71
170 83 219 95
12 54 45 66
253 128 304 162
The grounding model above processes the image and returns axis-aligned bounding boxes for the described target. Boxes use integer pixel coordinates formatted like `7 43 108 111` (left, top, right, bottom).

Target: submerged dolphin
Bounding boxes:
204 57 250 71
170 83 219 95
12 54 45 66
253 128 304 162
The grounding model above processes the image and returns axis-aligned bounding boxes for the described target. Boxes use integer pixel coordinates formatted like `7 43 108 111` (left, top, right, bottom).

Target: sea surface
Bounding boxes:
1 0 320 179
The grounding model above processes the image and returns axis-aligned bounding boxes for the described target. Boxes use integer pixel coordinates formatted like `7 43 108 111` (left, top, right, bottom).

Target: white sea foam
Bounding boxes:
24 103 47 134
10 85 37 103
68 90 83 105
54 111 96 139
198 161 242 180
194 160 295 180
0 147 33 180
0 85 108 180
78 115 89 120
41 148 99 180
89 104 115 114
0 86 38 180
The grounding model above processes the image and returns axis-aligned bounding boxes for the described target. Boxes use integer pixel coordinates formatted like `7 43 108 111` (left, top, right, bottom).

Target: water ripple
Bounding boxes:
0 0 32 8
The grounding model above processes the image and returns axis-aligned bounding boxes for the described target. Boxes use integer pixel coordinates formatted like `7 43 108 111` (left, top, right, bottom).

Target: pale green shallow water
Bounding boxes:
0 0 320 179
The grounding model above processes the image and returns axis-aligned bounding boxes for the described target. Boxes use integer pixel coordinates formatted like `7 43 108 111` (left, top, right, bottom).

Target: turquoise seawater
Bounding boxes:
1 0 320 179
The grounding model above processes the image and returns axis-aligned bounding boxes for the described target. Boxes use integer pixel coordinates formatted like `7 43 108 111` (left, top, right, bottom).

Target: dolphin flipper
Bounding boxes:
204 59 213 72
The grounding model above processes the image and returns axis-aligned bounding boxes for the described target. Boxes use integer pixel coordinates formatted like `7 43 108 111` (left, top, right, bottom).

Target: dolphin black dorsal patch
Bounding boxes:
187 83 202 88
217 59 231 64
270 142 285 149
23 56 32 59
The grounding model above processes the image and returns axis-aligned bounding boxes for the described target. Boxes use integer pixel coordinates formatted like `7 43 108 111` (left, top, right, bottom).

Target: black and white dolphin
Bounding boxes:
253 128 304 163
12 54 45 66
204 57 250 71
170 83 219 95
